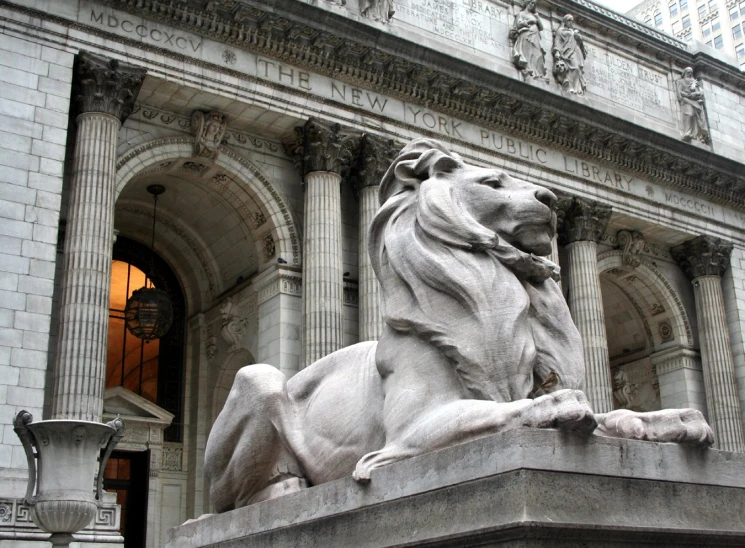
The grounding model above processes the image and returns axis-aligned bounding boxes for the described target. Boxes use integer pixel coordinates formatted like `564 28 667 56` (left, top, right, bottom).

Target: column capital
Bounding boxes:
556 196 612 245
73 51 146 123
671 235 733 280
352 134 401 193
288 118 361 179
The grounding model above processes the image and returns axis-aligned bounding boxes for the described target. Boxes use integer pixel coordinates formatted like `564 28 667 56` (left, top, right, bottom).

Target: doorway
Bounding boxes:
103 450 150 547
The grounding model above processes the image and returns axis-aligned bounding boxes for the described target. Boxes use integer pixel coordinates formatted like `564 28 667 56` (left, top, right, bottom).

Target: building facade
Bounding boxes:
0 0 744 546
628 0 745 70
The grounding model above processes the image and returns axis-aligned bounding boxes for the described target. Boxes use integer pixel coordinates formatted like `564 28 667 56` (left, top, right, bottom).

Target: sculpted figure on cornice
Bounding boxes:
360 0 394 23
552 14 587 95
192 110 228 160
675 68 711 145
509 0 548 81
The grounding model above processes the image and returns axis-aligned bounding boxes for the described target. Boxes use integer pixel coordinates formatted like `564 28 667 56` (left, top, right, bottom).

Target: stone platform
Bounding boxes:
166 429 745 547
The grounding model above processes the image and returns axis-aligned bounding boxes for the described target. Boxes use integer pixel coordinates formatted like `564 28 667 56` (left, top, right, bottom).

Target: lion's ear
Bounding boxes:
429 154 462 176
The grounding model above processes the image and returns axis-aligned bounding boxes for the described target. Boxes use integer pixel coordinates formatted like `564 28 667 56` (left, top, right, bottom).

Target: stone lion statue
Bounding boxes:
205 139 713 513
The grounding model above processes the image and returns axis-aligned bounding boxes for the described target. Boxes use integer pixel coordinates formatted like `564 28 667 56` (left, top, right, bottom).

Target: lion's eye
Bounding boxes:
483 178 502 188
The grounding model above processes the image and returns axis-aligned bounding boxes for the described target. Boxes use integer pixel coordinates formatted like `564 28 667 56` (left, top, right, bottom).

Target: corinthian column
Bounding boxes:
672 236 745 452
52 53 145 421
558 196 613 413
291 119 360 366
354 135 399 341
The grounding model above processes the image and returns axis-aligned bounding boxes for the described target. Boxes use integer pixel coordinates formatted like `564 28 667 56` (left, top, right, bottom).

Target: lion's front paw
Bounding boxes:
523 389 597 434
595 408 714 447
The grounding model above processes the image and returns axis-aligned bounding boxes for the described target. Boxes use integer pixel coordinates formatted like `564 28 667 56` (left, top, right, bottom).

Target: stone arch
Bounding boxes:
210 348 254 428
115 136 301 269
597 250 693 350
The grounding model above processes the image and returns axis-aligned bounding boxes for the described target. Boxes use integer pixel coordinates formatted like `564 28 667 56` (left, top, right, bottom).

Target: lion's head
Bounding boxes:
370 139 579 402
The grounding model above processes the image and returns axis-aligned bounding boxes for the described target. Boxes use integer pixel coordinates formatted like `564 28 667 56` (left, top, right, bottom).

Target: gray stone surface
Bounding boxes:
170 428 745 547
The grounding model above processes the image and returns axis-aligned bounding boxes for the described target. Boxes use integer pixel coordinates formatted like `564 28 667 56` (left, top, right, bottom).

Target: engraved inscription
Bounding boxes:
584 47 671 120
395 0 509 51
90 9 203 52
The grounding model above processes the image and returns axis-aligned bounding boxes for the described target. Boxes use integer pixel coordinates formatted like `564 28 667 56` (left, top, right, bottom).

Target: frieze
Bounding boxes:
128 104 282 153
13 0 744 209
253 268 303 304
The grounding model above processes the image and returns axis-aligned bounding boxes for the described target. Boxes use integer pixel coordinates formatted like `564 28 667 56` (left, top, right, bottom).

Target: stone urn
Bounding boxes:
13 410 124 547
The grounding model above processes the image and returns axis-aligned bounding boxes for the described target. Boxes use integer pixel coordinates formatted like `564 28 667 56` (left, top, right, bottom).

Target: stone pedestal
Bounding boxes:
672 236 745 452
291 119 360 365
167 428 745 547
558 197 613 413
52 52 145 421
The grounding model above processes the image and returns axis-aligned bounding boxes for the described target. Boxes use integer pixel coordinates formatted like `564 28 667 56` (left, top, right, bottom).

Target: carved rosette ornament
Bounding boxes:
617 230 645 268
557 196 612 245
73 51 146 123
289 118 361 179
191 110 228 160
353 134 401 193
671 236 732 280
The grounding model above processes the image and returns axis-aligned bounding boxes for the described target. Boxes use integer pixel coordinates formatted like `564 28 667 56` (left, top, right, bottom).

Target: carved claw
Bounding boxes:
524 389 597 434
594 408 714 447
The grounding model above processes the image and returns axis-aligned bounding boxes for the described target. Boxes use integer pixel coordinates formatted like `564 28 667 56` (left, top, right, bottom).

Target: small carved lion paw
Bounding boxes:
595 408 714 447
523 389 597 434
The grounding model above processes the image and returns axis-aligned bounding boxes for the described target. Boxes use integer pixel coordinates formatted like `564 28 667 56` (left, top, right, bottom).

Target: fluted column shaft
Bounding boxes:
672 235 745 452
52 113 120 421
565 240 613 412
558 196 613 413
358 185 382 341
303 171 345 365
52 52 145 421
692 276 745 451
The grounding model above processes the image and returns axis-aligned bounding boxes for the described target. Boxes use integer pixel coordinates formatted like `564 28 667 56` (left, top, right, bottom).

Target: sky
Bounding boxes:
591 0 644 14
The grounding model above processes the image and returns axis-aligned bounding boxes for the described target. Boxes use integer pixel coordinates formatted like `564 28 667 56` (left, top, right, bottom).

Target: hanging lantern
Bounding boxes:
124 184 174 341
124 285 173 341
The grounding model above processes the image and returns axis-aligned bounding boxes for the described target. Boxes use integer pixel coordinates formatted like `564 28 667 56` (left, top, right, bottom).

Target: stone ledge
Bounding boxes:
167 428 745 547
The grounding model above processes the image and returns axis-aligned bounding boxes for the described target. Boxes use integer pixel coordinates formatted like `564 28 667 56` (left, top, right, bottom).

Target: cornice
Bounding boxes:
6 0 745 209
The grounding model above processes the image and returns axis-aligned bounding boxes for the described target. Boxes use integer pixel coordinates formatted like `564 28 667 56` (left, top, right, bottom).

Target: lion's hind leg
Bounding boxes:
205 364 307 511
594 408 714 447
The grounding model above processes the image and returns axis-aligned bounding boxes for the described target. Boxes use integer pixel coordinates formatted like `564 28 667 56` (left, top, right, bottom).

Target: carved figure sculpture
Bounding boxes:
617 229 645 268
360 0 394 23
552 14 587 95
205 139 713 513
191 110 227 160
510 0 547 81
675 67 710 144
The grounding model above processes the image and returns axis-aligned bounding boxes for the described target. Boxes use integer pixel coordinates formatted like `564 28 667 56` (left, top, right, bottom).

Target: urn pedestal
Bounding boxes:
13 411 124 547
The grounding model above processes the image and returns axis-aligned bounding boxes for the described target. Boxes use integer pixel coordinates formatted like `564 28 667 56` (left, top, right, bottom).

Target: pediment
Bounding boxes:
103 386 174 426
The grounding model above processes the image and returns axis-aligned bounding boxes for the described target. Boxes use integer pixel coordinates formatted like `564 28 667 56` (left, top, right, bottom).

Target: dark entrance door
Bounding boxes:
103 450 150 548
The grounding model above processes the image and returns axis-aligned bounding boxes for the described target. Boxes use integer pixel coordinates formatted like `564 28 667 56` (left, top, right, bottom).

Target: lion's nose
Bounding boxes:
535 188 557 210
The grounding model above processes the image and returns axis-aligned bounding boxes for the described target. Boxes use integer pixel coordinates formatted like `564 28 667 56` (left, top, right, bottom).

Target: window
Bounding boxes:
736 43 745 58
734 23 743 39
712 19 721 31
654 11 663 26
698 3 707 18
683 14 691 28
670 0 679 17
107 237 185 442
680 0 688 12
673 20 682 33
714 34 724 48
705 39 713 46
645 17 653 25
732 7 740 20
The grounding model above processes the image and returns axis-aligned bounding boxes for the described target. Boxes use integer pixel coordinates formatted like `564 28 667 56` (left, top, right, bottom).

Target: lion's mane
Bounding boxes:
369 139 573 402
